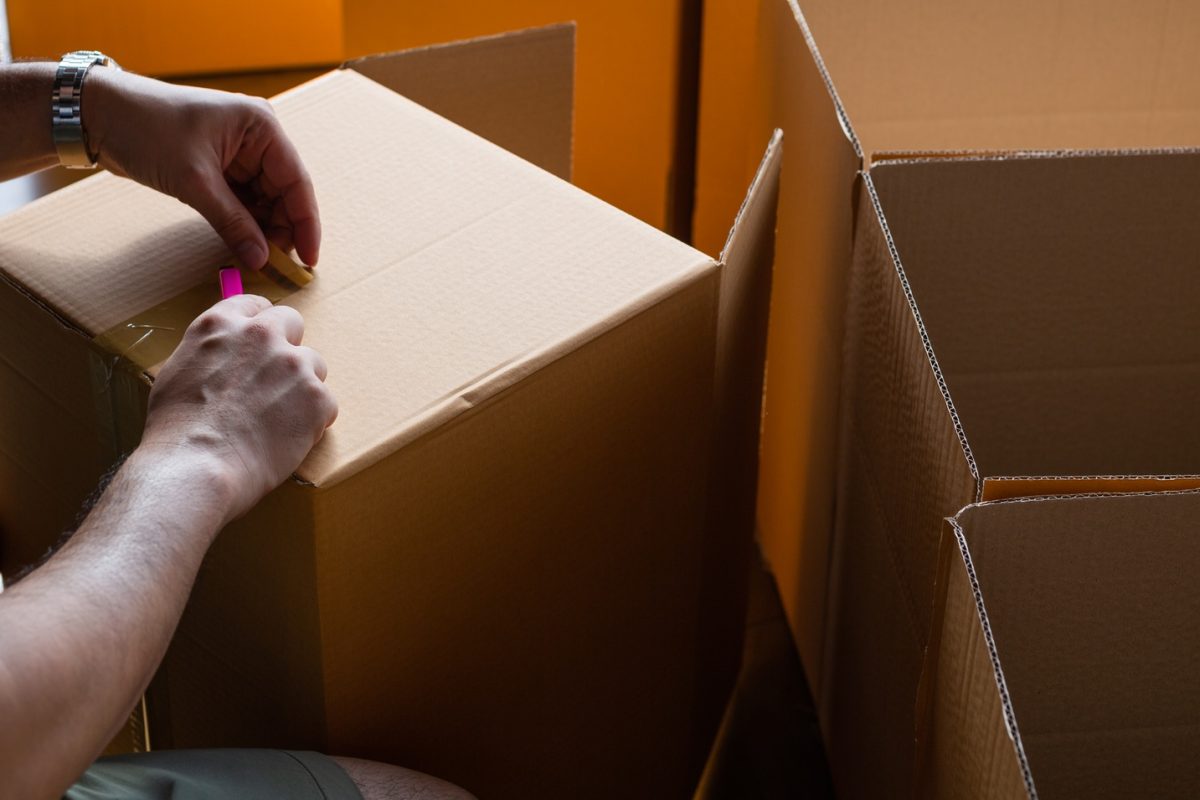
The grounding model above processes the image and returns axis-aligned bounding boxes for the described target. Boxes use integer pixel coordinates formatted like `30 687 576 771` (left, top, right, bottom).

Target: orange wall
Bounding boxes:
7 0 344 75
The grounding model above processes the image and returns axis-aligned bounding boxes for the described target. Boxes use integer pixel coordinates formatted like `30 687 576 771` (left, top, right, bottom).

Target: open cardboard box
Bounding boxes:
0 25 782 799
689 2 1200 794
920 490 1200 799
838 150 1200 796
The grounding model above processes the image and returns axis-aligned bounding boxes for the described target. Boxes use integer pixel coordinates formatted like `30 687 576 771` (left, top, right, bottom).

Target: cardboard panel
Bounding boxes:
7 0 343 76
915 521 1029 799
690 130 784 778
982 475 1200 502
346 25 574 181
801 0 1200 156
871 153 1200 479
822 174 977 796
342 0 683 230
925 493 1200 798
751 0 863 691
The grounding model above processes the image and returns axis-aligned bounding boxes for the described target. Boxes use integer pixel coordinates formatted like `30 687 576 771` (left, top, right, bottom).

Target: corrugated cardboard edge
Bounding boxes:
870 146 1200 169
981 474 1200 502
718 130 784 264
859 171 980 492
919 508 1038 799
781 0 862 160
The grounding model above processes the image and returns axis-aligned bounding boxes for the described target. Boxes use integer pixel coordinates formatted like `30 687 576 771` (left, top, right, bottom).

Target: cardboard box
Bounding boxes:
0 26 782 799
836 151 1200 796
694 3 1200 793
919 490 1200 798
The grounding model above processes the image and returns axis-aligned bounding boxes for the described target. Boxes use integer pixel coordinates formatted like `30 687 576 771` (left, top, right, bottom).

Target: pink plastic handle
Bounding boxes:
219 267 244 299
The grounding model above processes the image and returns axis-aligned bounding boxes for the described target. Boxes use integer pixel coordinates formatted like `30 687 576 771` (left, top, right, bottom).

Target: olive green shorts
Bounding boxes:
65 749 364 800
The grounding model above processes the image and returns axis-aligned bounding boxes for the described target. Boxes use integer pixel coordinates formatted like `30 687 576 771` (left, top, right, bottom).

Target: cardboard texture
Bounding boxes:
0 27 782 799
690 2 1200 795
920 491 1200 799
829 152 1200 797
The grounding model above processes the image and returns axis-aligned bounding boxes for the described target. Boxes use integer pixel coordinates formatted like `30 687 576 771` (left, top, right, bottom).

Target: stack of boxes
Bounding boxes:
3 0 1199 796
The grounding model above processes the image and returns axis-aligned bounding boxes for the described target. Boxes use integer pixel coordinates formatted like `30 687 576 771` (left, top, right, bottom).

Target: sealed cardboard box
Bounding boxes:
920 491 1200 799
692 3 1200 794
837 151 1200 796
0 26 782 800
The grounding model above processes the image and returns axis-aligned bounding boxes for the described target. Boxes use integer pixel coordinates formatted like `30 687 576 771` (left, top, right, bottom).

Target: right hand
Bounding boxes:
139 294 338 522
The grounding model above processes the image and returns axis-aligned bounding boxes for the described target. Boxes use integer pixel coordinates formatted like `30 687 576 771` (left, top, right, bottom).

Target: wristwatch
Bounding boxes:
52 50 120 169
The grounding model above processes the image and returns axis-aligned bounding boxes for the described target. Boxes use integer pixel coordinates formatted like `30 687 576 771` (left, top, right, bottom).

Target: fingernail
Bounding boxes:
236 240 266 269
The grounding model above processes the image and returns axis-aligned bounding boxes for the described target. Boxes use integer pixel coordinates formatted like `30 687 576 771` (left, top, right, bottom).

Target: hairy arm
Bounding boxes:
0 62 58 180
0 446 230 797
0 295 337 799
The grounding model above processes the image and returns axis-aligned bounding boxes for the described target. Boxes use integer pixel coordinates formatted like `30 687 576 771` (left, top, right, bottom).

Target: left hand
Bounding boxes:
82 69 320 271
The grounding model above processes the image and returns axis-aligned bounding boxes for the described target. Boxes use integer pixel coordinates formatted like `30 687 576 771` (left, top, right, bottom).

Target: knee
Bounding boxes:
330 756 476 800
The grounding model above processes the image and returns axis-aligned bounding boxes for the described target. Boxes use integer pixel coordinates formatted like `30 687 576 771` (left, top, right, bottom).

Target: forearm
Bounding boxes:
0 62 59 180
0 444 233 799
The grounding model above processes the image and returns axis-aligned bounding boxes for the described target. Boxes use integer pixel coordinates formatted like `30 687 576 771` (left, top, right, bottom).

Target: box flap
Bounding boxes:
914 515 1032 799
870 152 1200 481
751 0 864 693
344 23 574 181
926 492 1200 798
0 69 714 488
801 0 1200 157
981 475 1200 502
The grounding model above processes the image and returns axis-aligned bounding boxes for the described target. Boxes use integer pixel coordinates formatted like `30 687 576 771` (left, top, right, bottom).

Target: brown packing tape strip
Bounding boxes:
262 241 314 290
93 249 311 374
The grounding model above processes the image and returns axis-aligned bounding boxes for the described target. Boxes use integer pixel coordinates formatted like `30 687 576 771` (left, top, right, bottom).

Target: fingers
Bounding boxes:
296 345 328 382
187 169 270 269
215 293 272 318
259 128 321 267
255 304 305 346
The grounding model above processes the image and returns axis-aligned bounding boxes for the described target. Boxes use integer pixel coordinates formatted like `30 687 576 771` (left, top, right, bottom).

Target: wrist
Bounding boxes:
127 438 240 531
79 66 121 169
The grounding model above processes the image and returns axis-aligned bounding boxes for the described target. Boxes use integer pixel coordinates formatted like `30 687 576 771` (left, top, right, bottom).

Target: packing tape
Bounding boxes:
93 247 309 375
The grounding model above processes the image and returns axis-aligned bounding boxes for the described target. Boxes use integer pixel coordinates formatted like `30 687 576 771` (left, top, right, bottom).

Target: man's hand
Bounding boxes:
141 295 337 524
82 69 320 270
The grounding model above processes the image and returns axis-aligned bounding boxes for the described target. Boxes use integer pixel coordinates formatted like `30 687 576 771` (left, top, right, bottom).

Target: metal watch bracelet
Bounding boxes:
51 50 120 169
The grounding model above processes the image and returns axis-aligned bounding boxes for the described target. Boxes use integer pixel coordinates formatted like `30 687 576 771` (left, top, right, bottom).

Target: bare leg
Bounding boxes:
331 757 476 800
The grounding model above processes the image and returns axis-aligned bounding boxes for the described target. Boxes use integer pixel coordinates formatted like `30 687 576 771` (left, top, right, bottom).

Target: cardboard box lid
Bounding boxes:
921 490 1200 798
797 0 1200 159
0 29 714 489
